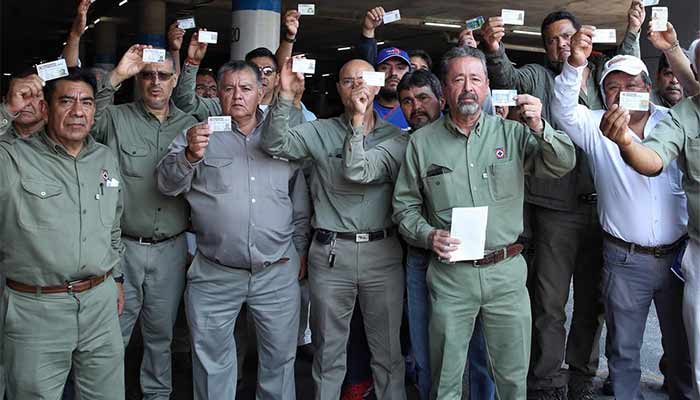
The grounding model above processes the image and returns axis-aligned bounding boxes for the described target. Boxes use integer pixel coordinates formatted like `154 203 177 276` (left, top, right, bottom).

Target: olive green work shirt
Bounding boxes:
0 104 42 139
0 130 124 286
644 94 700 243
260 98 404 232
92 75 197 239
393 113 576 251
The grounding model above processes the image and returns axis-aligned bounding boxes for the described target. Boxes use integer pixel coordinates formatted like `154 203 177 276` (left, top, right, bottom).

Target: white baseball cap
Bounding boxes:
599 55 649 87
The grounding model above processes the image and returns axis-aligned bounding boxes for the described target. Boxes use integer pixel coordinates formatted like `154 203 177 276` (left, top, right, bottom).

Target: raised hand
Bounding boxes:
647 21 679 51
284 10 301 39
600 104 633 147
569 25 595 67
481 17 506 53
69 0 91 38
168 21 186 52
627 0 646 33
112 44 150 86
185 123 211 162
187 31 208 65
4 75 45 115
362 7 385 38
515 94 544 133
279 56 306 101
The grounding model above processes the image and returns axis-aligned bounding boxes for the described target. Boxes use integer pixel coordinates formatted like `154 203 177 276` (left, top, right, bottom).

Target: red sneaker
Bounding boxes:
340 378 374 400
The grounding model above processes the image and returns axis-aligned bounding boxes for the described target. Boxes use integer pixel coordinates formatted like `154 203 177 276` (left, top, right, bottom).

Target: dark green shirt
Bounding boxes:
0 129 124 286
93 76 196 239
393 113 576 251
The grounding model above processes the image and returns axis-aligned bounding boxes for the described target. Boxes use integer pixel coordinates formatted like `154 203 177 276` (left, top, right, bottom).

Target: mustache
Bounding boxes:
458 92 479 103
410 110 428 120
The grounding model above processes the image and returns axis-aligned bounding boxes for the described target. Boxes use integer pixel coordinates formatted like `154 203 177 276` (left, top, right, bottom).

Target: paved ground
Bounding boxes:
125 284 670 399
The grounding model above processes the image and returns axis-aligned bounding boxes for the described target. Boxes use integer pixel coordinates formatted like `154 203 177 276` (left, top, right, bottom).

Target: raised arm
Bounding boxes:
275 10 300 69
62 0 91 67
0 75 44 136
356 7 384 65
172 32 221 119
648 21 700 96
616 0 644 58
167 21 185 77
480 16 540 93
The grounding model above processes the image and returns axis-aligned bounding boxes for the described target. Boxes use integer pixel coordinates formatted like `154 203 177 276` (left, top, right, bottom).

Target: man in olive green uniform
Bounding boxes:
393 46 576 400
91 44 196 400
602 95 700 398
260 57 406 400
479 3 643 397
0 70 125 399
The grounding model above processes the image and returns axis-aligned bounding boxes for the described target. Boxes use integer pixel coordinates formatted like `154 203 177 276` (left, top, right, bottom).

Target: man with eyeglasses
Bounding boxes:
196 68 218 99
246 47 281 112
90 44 197 400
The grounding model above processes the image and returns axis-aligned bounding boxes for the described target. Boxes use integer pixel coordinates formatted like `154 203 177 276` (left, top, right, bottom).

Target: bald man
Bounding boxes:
261 58 407 400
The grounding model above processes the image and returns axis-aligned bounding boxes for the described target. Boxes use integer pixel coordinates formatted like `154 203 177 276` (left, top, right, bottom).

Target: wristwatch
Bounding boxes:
283 35 297 43
114 275 125 284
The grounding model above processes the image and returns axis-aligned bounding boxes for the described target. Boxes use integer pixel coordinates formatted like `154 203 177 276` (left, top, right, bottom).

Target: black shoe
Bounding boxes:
527 387 566 400
568 378 595 400
602 376 614 396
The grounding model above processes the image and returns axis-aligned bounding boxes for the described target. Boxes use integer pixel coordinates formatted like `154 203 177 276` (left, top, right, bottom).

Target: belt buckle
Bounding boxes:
355 233 370 243
66 279 82 293
138 237 153 246
653 247 666 258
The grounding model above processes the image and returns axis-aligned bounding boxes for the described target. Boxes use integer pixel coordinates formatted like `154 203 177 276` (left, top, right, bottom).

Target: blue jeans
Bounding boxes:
406 247 495 400
603 239 693 400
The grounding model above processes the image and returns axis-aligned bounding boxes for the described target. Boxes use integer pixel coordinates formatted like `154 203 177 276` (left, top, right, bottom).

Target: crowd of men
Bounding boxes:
0 0 698 399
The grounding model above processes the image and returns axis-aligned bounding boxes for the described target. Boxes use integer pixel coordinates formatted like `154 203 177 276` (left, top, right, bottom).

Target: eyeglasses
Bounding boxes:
258 66 276 77
139 71 175 81
339 77 365 88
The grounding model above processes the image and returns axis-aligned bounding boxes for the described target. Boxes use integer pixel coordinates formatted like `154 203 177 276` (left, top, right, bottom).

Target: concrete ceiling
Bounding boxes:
1 0 633 83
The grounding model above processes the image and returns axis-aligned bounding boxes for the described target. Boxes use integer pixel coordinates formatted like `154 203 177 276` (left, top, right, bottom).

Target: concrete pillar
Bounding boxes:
231 0 281 61
94 20 118 71
641 0 700 79
138 0 166 48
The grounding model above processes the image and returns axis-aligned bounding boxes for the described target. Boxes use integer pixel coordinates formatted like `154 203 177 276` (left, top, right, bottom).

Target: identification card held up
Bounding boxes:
198 31 218 44
177 17 196 29
292 58 316 74
449 207 489 262
643 0 660 6
362 71 385 87
383 9 401 24
466 16 485 30
491 89 517 106
208 116 232 132
142 48 166 63
592 29 617 43
501 9 525 25
620 92 650 111
651 7 668 31
298 4 315 15
36 59 69 82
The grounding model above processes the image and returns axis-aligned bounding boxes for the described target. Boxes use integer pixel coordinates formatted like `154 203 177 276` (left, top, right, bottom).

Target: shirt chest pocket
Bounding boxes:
98 186 120 227
486 160 522 202
18 180 66 231
267 159 291 197
687 136 700 182
327 157 364 204
119 143 150 178
422 166 455 212
202 158 235 194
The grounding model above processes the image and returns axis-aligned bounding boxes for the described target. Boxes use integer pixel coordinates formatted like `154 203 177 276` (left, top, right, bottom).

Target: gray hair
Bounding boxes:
440 46 488 82
216 60 263 88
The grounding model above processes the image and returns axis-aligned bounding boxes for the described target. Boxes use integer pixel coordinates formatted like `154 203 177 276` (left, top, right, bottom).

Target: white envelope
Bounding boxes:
383 9 401 24
292 58 316 74
36 59 69 82
208 116 232 132
142 48 166 63
501 9 525 25
362 71 385 87
449 207 489 262
198 31 218 44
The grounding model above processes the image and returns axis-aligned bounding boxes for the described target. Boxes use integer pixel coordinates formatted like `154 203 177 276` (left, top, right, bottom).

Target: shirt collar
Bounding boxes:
137 99 180 122
444 111 485 137
39 129 96 157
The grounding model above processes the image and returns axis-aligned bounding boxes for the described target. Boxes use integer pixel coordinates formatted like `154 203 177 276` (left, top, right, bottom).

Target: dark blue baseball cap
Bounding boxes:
376 47 410 67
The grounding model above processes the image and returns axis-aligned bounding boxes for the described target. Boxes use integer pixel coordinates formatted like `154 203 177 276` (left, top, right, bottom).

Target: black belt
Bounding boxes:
123 232 184 245
315 228 395 244
578 193 598 203
604 232 687 257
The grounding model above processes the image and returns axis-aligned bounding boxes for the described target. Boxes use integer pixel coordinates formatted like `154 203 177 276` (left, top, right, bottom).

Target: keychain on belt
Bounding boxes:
328 236 337 268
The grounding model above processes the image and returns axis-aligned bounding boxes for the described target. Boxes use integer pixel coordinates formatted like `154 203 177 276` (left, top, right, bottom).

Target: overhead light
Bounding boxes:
512 30 541 37
424 21 462 29
322 73 331 77
118 0 128 5
337 46 352 51
2 73 11 77
377 41 385 45
62 42 67 46
93 18 101 24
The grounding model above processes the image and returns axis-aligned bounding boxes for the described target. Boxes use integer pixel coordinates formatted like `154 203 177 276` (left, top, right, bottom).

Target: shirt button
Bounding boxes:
157 208 162 211
251 177 255 181
1 119 7 125
251 198 256 203
83 237 87 242
472 186 477 191
40 191 46 197
469 163 474 168
82 209 87 215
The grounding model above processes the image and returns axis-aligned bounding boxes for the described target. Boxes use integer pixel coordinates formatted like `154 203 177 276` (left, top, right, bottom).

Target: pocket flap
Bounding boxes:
21 179 63 199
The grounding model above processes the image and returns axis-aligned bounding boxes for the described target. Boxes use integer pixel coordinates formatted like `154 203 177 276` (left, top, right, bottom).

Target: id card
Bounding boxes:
592 29 617 43
362 71 385 87
619 92 650 111
36 59 69 82
177 17 196 29
383 10 401 24
292 58 316 74
142 48 166 63
298 4 315 15
651 7 668 31
466 16 485 30
208 116 232 132
198 31 218 44
501 9 525 25
491 89 517 106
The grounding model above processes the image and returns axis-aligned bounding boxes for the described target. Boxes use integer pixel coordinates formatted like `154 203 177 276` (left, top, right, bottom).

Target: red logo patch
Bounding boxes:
495 148 506 159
